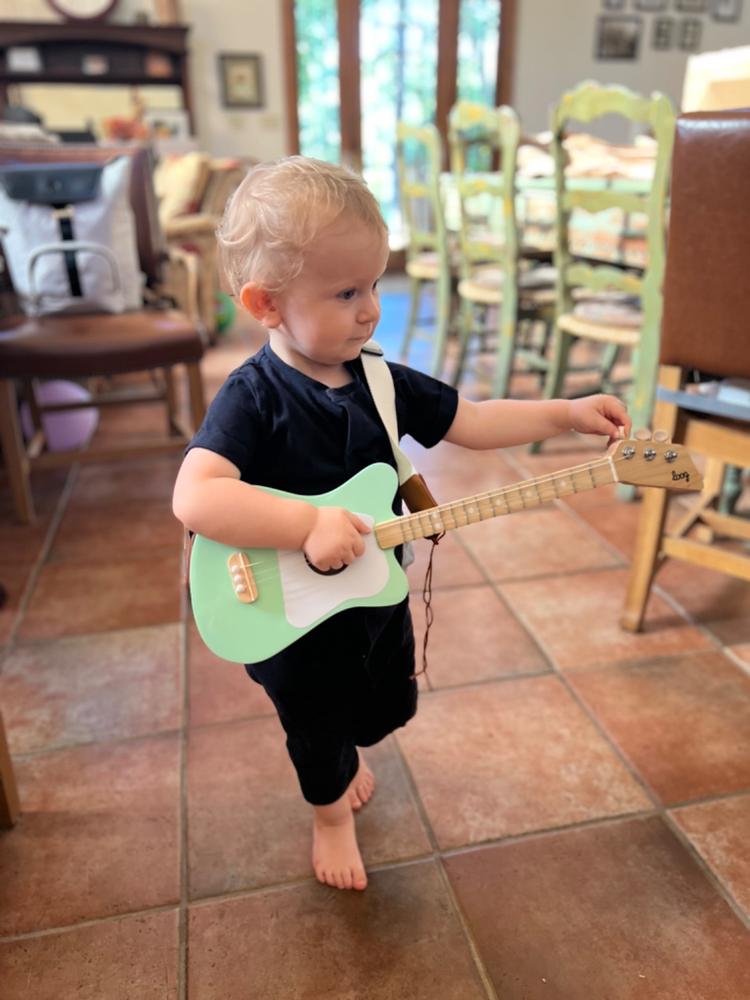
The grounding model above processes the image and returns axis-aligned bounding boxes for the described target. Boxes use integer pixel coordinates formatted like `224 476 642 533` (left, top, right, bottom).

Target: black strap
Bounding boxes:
56 210 83 298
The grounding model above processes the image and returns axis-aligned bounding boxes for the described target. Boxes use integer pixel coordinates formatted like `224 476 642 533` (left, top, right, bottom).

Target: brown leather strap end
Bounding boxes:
398 473 439 513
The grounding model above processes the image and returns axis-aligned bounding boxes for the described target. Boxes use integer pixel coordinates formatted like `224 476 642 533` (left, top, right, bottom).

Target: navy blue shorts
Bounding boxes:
246 598 416 805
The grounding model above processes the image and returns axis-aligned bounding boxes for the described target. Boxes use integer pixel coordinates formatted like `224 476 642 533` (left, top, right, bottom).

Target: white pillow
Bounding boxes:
0 155 144 315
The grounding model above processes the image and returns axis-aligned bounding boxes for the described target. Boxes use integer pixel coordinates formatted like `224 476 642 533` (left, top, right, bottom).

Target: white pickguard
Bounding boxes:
277 514 390 628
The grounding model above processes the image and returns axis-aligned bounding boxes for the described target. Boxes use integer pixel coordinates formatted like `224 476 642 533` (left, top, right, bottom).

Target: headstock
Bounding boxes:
609 431 702 491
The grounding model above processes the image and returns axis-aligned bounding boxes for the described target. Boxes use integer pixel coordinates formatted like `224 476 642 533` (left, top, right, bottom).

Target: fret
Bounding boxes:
418 509 433 539
465 500 481 524
451 501 468 527
493 492 508 515
587 464 596 489
430 509 445 534
528 480 542 505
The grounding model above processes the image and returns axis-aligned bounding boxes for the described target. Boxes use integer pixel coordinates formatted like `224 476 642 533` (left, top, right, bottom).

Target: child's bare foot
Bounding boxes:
346 753 375 811
312 795 368 891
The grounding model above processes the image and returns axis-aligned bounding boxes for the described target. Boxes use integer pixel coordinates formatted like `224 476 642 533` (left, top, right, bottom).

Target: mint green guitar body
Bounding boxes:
189 463 407 664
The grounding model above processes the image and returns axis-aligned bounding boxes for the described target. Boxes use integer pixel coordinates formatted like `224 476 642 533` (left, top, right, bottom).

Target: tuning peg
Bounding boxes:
652 430 671 443
634 428 652 441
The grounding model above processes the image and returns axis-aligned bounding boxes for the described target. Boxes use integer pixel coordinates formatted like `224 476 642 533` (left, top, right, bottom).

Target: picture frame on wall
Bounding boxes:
602 0 626 9
218 53 264 109
652 16 675 49
712 0 743 21
595 16 643 59
679 17 703 49
676 0 706 11
635 0 668 10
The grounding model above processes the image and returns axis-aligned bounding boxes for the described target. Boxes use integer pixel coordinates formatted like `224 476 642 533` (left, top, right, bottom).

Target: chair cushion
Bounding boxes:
0 309 204 378
405 251 442 280
154 152 212 225
559 304 642 346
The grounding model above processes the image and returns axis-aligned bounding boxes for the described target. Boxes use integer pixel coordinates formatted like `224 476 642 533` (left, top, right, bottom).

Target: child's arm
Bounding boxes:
443 394 631 450
173 448 370 570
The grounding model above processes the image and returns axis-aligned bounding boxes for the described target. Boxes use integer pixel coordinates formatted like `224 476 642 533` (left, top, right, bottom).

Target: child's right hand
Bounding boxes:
303 507 371 571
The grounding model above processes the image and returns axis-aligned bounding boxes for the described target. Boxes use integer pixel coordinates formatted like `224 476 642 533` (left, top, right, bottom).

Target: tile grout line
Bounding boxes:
551 667 750 929
556 482 750 666
662 810 750 933
389 734 499 999
3 466 79 658
430 517 750 926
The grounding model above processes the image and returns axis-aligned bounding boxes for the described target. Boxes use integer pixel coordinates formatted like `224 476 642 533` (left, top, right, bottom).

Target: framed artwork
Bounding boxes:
603 0 626 9
676 0 706 11
712 0 743 20
595 16 643 59
679 16 703 48
635 0 667 9
218 53 264 109
653 16 675 48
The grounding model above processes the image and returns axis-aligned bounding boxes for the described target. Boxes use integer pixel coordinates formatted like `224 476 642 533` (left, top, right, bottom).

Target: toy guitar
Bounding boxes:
189 434 701 664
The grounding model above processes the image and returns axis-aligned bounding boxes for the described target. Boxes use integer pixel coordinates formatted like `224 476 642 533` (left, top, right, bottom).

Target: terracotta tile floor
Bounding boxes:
1 307 749 998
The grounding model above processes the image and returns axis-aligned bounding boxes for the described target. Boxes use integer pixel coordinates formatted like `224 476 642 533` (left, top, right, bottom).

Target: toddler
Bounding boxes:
172 156 630 892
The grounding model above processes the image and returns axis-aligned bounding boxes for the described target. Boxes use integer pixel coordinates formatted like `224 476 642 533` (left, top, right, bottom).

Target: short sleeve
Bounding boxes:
388 362 458 448
187 371 264 479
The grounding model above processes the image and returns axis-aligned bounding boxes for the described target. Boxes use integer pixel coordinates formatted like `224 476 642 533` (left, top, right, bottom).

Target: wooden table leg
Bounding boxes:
0 710 20 828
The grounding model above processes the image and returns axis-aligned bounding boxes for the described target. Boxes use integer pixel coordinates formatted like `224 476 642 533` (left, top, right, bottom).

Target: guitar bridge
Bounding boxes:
227 552 258 604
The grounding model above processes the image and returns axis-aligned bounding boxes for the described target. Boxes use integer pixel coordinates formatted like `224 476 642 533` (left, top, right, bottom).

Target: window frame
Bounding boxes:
281 0 517 168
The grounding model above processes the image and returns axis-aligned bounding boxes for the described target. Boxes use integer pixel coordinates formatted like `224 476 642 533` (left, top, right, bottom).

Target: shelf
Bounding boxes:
0 19 194 129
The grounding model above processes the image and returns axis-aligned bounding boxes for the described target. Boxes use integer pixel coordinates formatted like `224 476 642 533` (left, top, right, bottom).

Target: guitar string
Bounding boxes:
223 455 623 586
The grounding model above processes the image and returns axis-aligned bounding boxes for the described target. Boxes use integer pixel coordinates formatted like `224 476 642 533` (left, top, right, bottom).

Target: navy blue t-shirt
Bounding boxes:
188 343 458 506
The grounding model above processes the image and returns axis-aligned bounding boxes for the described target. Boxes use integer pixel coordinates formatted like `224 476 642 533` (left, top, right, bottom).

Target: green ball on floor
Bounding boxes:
215 291 236 334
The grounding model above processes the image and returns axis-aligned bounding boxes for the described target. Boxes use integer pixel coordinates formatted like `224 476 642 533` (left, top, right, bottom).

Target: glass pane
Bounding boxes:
295 0 341 162
457 0 500 106
360 0 439 242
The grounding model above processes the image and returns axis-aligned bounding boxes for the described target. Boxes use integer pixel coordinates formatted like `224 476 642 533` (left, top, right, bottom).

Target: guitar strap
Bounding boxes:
360 342 443 677
359 341 441 529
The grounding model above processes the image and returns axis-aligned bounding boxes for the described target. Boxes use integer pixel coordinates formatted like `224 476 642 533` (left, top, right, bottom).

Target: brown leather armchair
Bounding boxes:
0 142 207 524
621 110 750 631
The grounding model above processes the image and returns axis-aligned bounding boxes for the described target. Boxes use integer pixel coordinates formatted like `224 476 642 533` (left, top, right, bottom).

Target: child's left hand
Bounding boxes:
568 394 631 445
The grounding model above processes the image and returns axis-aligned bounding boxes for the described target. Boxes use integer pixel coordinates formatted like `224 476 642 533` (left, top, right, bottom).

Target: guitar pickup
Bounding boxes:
227 552 258 604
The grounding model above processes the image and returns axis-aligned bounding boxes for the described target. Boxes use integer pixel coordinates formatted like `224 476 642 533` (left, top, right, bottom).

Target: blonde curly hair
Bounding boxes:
217 156 387 296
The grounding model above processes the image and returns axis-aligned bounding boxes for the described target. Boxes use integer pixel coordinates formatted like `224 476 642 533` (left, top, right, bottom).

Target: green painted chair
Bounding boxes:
396 121 453 377
538 82 675 457
448 101 556 398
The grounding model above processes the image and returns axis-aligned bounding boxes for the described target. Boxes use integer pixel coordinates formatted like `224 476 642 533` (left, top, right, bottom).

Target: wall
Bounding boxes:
3 1 750 155
513 0 750 135
1 0 287 160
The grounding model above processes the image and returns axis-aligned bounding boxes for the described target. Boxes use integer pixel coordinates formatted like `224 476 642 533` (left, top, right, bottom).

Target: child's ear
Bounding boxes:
239 283 282 328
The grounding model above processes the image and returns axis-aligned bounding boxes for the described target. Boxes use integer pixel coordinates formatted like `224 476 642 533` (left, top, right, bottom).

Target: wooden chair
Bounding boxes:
448 101 556 398
539 82 675 447
0 143 207 524
621 109 750 632
160 156 246 339
396 121 453 377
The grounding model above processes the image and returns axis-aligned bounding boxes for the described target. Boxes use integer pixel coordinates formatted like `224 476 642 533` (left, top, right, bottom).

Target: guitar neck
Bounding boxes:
375 455 617 549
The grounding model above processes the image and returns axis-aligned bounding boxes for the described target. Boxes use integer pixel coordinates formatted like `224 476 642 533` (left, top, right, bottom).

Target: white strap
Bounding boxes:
360 341 416 486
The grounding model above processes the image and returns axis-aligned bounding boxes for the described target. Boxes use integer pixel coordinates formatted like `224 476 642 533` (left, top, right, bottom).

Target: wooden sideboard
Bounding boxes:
0 20 194 131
